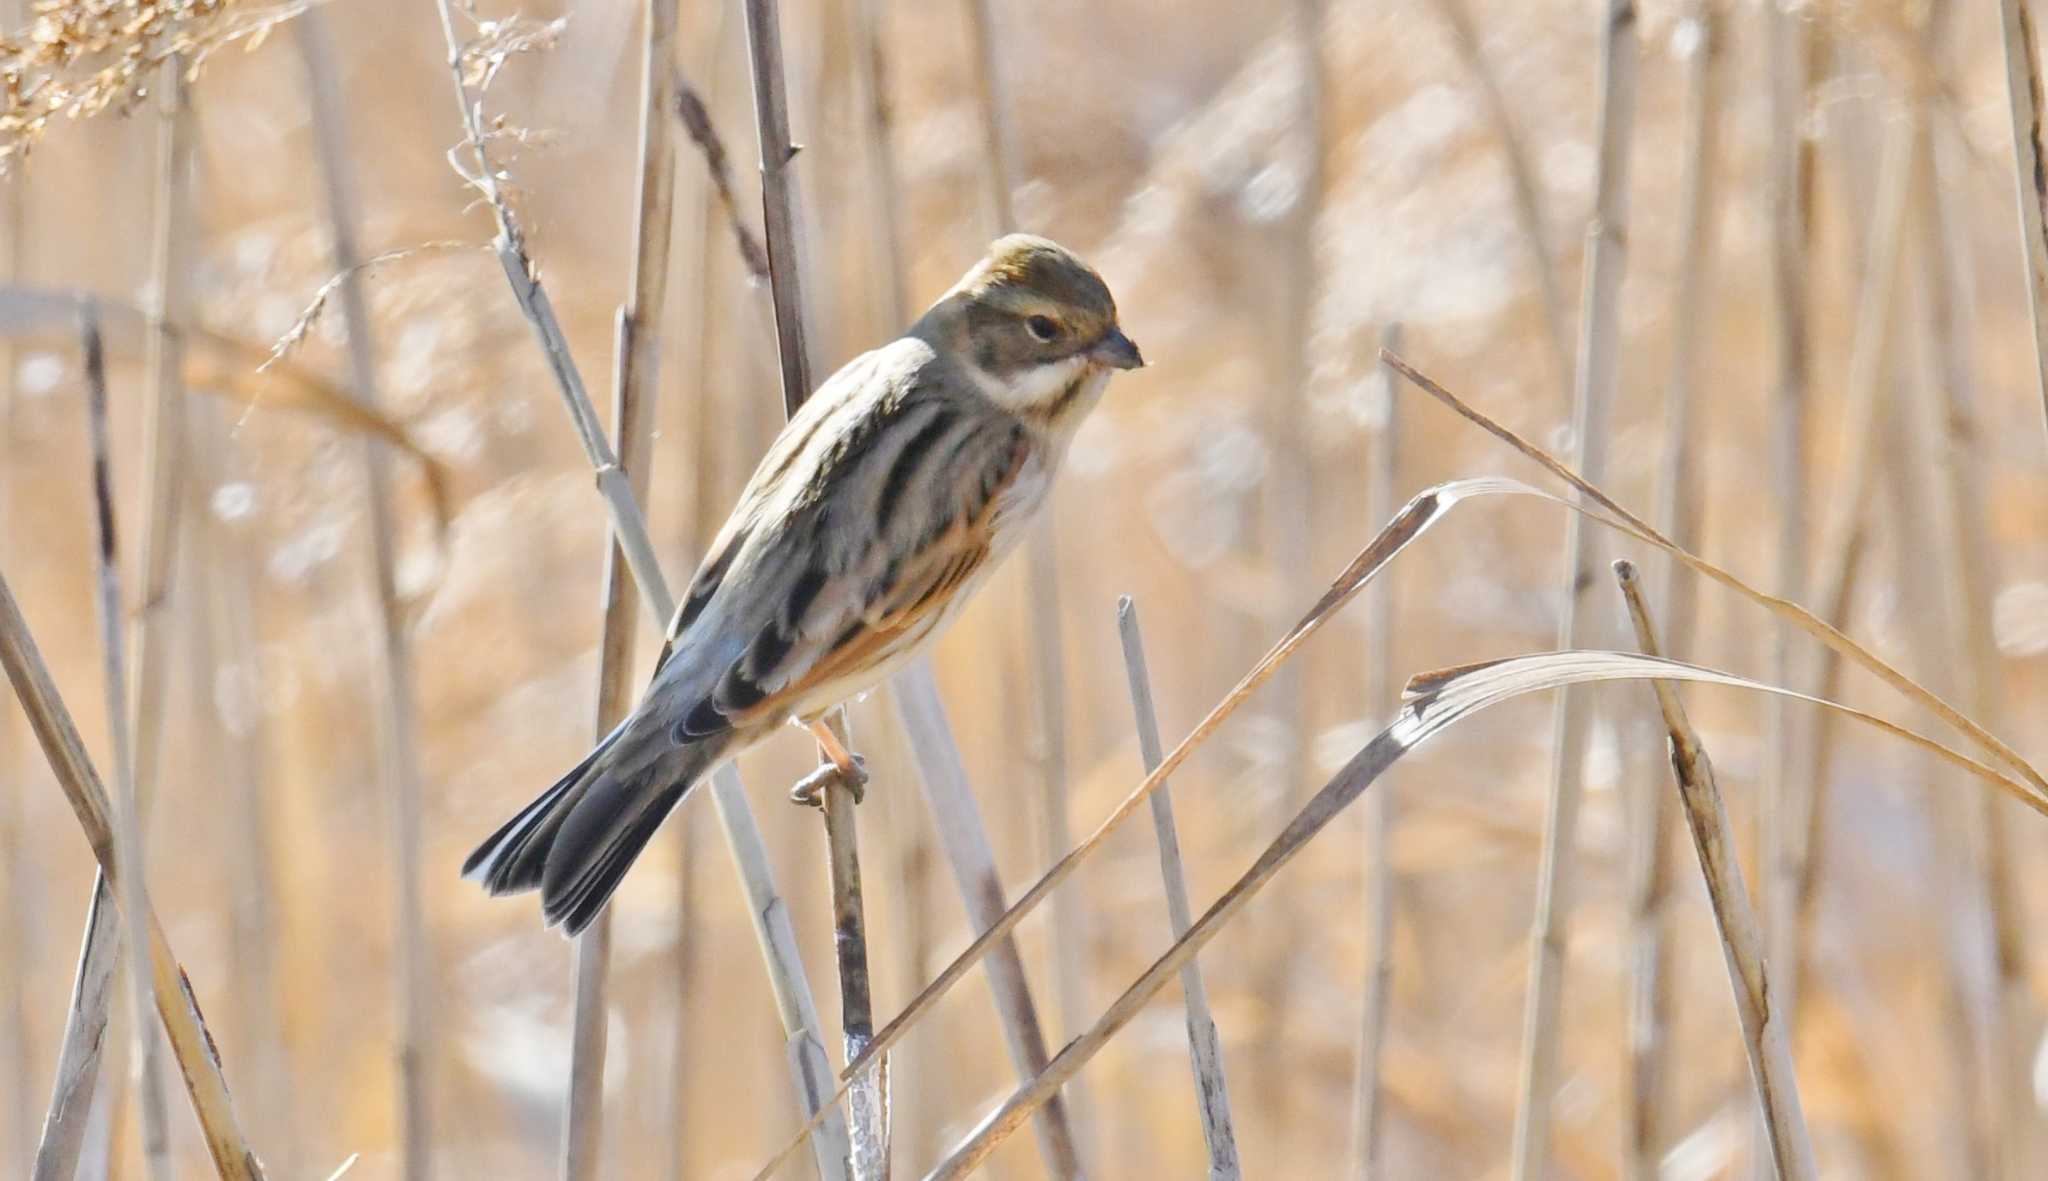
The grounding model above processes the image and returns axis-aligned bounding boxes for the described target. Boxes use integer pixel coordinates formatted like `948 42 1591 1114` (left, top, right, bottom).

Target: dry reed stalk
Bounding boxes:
1757 7 1814 1142
1507 4 1637 1176
1777 112 1917 1050
1996 0 2048 449
742 2 887 1171
1916 99 2033 1179
290 16 437 1176
82 302 172 1181
885 664 1084 1176
1624 8 1718 1176
562 0 680 1171
1345 325 1401 1180
31 891 120 1179
0 518 263 1179
754 349 2048 1174
1117 597 1241 1178
1426 0 1573 401
1613 561 1817 1181
425 4 853 1171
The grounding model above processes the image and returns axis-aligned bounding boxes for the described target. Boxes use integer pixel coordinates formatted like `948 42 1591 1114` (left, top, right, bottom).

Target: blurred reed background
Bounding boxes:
5 0 2048 1177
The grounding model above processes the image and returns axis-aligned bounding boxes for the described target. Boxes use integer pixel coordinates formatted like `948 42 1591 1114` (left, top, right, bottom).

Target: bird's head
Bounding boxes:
916 234 1143 421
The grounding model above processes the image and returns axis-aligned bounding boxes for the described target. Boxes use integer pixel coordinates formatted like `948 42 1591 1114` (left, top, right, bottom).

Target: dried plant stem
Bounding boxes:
1507 5 1637 1177
0 7 27 1157
0 530 262 1180
1915 92 2031 1178
1779 111 1918 1056
81 304 171 1181
1758 6 1814 1146
886 663 1085 1174
1117 598 1241 1178
562 0 680 1172
291 16 436 1176
1426 0 1573 400
1346 325 1402 1180
1614 561 1817 1181
1625 8 1717 1176
961 0 1018 232
1996 0 2048 449
854 0 909 330
742 2 886 1172
427 0 851 1169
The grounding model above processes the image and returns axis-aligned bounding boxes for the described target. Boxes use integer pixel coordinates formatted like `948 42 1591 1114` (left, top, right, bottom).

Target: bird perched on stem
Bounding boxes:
465 234 1143 933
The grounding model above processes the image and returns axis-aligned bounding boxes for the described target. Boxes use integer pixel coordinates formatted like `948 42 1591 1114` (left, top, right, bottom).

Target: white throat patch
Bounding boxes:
967 353 1093 415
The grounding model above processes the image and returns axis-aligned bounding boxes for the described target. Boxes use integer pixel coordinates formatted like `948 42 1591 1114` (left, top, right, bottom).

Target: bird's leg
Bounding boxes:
790 717 869 806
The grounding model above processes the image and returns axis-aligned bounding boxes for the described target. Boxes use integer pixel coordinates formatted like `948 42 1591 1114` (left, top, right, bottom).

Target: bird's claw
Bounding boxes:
790 753 868 808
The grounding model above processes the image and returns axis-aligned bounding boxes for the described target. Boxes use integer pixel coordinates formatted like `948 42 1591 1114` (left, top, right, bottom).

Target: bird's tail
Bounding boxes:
463 719 726 935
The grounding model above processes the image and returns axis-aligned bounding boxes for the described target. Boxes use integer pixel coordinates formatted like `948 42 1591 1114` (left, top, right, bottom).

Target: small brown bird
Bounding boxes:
465 234 1143 933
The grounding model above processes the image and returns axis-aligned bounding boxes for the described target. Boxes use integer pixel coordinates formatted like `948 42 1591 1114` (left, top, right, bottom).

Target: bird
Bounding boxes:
464 233 1144 934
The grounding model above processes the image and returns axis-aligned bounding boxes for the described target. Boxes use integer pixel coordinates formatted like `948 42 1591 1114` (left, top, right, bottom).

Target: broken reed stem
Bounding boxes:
1346 323 1401 1180
885 664 1084 1176
82 303 171 1181
1117 597 1242 1178
1918 89 2034 1179
1625 8 1717 1175
1996 0 2048 451
1426 0 1574 403
562 0 679 1171
742 2 884 1173
1507 5 1637 1178
1757 9 1813 1158
1614 560 1817 1181
0 567 263 1178
424 2 854 1171
291 15 437 1176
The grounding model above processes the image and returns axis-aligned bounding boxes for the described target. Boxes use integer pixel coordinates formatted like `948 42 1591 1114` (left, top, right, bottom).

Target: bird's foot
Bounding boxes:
790 753 868 807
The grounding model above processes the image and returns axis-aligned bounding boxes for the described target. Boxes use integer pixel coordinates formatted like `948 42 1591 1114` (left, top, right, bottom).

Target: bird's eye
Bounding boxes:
1026 315 1061 343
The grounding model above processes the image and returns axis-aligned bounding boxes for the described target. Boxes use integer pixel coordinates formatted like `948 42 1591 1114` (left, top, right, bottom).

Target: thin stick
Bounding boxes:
291 16 436 1175
562 0 679 1170
1507 5 1637 1177
1915 62 2030 1176
1625 8 1718 1175
1996 0 2048 449
1117 597 1241 1178
1614 561 1817 1181
0 557 263 1180
1425 0 1574 402
82 302 172 1181
742 3 885 1173
425 4 850 1170
1757 13 1814 1168
885 663 1085 1175
1346 325 1402 1179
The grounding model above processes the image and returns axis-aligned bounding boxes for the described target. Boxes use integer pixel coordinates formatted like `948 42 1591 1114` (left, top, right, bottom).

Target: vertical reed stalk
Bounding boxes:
562 0 679 1171
1996 0 2048 450
83 302 172 1181
1614 561 1816 1181
742 2 885 1173
1117 598 1241 1178
1625 8 1718 1176
1914 68 2031 1176
0 0 27 1153
1346 325 1401 1179
1426 0 1574 402
291 16 434 1175
1508 6 1637 1178
1758 12 1814 1155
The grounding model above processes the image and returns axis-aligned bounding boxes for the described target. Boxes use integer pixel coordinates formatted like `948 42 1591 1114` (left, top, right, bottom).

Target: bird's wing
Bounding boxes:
667 390 1034 742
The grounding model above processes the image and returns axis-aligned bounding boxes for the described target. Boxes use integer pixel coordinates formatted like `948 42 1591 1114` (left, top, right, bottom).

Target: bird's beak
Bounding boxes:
1090 328 1145 370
